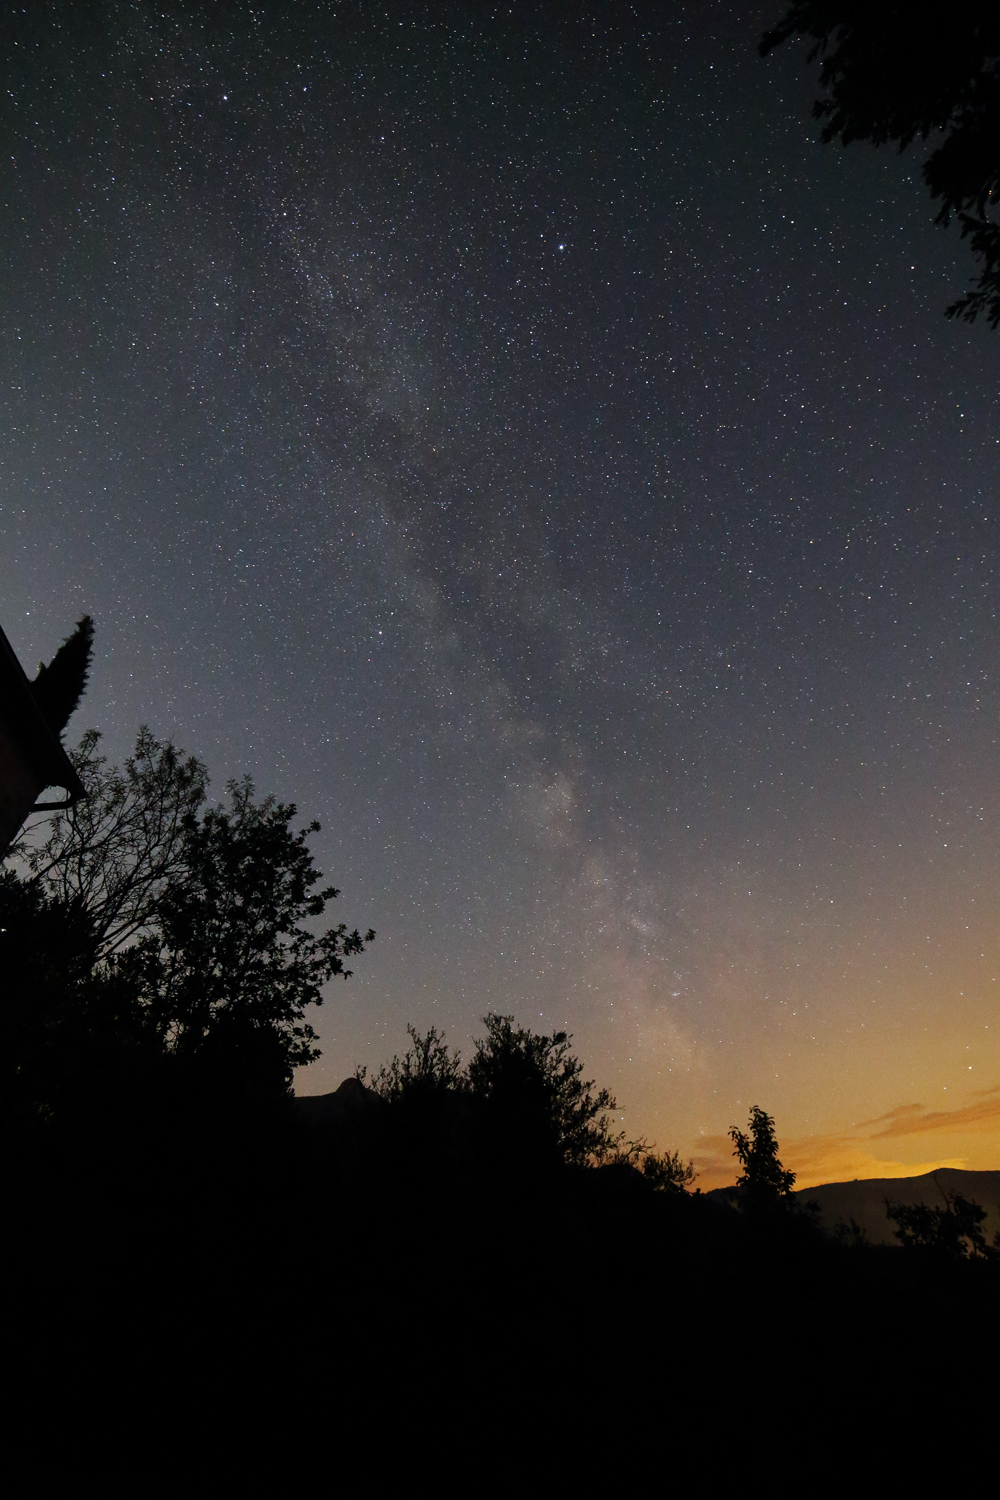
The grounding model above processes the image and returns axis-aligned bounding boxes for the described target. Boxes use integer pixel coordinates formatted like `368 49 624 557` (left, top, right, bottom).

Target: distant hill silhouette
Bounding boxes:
300 1084 999 1249
794 1167 1000 1245
294 1076 387 1132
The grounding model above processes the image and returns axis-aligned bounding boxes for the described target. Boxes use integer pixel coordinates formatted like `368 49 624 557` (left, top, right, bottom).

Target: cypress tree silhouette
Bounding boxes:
32 616 94 737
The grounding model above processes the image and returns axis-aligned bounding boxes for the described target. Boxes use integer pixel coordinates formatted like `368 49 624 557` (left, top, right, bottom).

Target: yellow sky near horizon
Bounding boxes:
692 1081 1000 1190
569 855 1000 1197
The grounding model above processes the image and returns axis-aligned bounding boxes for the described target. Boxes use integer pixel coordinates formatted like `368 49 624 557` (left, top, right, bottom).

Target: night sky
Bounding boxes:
3 0 998 1187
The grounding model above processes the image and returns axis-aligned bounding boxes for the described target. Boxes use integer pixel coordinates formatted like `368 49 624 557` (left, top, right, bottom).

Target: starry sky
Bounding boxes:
3 0 998 1188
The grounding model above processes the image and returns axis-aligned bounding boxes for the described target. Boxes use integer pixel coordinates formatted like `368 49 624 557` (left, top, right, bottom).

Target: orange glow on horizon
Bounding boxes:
691 1083 1000 1191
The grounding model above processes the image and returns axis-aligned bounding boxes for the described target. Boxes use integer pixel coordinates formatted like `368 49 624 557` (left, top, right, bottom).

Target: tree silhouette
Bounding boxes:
359 1025 469 1177
730 1105 796 1207
638 1147 698 1194
4 729 373 1112
112 776 374 1093
31 616 94 738
886 1183 994 1261
761 4 1000 324
362 1017 702 1193
0 866 141 1140
365 1024 466 1103
13 728 208 957
467 1013 618 1171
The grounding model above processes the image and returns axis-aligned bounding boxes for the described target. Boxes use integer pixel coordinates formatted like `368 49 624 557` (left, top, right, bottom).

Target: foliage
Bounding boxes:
0 867 152 1138
467 1013 618 1169
730 1105 797 1205
31 615 94 737
638 1147 698 1194
363 1017 699 1186
115 776 374 1086
3 729 372 1112
761 4 1000 324
602 1134 698 1192
12 728 208 958
358 1025 468 1176
364 1024 465 1102
886 1185 995 1261
831 1215 868 1247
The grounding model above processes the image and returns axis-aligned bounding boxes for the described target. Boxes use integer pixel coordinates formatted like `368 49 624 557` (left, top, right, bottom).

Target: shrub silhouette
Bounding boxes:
465 1013 618 1172
638 1147 698 1194
364 1015 630 1178
730 1105 796 1209
365 1023 465 1103
886 1184 994 1262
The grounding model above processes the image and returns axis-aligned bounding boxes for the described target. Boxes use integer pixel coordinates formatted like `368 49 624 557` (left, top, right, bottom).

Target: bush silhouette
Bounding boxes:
886 1183 994 1262
466 1012 619 1172
730 1105 796 1209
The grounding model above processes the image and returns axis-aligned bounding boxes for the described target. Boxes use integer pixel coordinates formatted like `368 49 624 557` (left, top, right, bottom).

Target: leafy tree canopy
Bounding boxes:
115 775 374 1082
0 864 138 1137
13 728 209 958
761 3 1000 324
365 1023 466 1102
4 728 373 1113
730 1105 796 1205
636 1147 698 1194
367 1015 633 1172
366 1015 698 1184
467 1012 619 1170
886 1185 996 1261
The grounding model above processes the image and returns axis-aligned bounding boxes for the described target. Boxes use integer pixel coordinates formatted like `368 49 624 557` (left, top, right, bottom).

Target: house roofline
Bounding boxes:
0 622 86 805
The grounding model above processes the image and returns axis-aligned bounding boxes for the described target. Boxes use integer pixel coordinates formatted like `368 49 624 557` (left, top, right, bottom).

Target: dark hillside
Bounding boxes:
797 1167 1000 1246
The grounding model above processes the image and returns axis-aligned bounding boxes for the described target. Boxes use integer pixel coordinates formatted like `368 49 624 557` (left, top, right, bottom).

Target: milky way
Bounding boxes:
3 1 998 1184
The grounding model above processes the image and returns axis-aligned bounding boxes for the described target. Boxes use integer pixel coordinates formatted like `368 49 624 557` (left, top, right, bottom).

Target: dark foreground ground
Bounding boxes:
5 1085 998 1491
